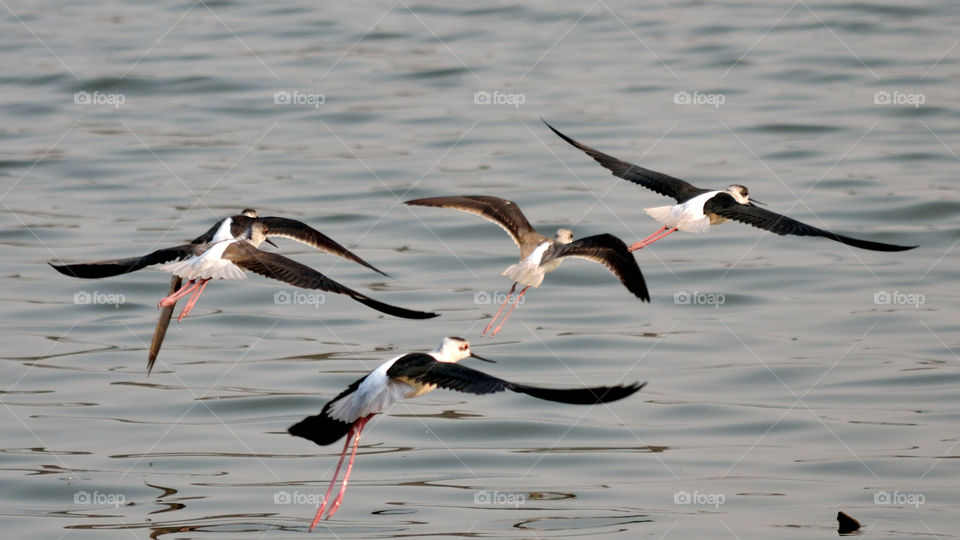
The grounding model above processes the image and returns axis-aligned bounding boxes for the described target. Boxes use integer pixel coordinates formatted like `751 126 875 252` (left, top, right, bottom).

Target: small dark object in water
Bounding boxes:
837 510 861 534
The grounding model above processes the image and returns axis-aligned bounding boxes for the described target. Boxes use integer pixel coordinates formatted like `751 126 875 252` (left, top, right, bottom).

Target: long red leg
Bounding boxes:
325 416 370 520
489 285 530 337
481 283 517 337
308 425 355 531
629 226 677 252
158 279 198 308
176 278 210 322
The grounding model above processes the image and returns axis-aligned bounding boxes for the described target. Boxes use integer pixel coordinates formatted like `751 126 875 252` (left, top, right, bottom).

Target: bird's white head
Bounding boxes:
241 208 259 218
725 184 750 204
431 336 493 363
555 228 574 244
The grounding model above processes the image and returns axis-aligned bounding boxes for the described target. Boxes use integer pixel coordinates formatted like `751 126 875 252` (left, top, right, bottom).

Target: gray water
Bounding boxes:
2 1 958 538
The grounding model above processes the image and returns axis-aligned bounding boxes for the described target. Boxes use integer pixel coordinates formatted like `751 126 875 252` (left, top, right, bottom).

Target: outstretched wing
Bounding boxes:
703 193 917 252
222 241 438 319
543 234 650 301
545 120 707 203
258 217 390 277
405 195 537 249
387 356 646 405
49 244 199 279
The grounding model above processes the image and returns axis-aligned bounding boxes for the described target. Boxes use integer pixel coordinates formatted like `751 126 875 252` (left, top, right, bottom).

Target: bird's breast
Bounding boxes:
394 377 436 398
708 213 729 225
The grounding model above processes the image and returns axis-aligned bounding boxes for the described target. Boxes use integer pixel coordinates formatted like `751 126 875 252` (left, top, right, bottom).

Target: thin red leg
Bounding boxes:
325 416 370 520
308 425 355 531
158 279 198 308
489 285 530 337
481 283 517 337
629 226 677 252
176 278 210 322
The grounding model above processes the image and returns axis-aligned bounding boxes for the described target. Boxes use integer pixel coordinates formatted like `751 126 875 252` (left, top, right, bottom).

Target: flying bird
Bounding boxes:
288 336 645 526
544 121 916 253
405 195 649 337
50 210 436 372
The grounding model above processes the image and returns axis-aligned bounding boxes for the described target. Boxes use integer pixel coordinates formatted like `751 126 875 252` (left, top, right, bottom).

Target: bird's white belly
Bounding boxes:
327 358 414 422
645 191 721 233
156 240 247 280
501 242 555 287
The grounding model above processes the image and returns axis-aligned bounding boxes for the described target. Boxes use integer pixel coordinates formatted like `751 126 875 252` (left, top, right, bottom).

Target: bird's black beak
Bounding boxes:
749 199 766 206
265 238 279 248
470 352 495 363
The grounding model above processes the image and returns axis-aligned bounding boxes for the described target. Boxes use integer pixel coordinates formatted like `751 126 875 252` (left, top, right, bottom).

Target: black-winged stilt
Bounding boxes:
545 122 917 253
405 195 650 337
144 209 391 372
50 210 437 372
287 336 645 527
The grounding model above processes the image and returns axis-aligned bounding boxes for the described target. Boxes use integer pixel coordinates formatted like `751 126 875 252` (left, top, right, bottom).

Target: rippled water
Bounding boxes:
3 1 959 538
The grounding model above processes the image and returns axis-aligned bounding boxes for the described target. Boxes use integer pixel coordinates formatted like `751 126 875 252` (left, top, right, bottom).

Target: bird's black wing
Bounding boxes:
49 244 198 279
543 233 650 301
223 242 438 319
405 195 538 249
259 217 390 277
544 120 708 203
387 356 645 405
702 193 917 252
288 377 367 446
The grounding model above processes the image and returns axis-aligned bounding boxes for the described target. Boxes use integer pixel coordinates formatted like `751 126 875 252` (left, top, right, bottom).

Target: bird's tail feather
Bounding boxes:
501 263 544 287
288 413 354 446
